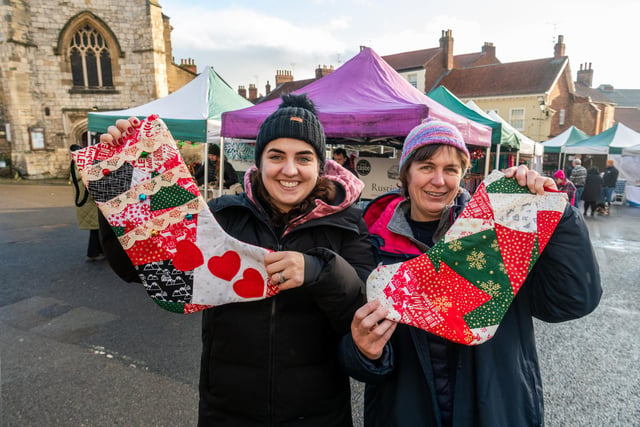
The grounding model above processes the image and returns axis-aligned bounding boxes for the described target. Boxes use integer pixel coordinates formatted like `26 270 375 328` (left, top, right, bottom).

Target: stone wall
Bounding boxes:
0 0 192 179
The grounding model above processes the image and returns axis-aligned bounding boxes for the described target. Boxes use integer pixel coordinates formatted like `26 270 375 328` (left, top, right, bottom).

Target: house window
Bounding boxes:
407 73 418 88
69 24 113 88
559 109 566 126
510 108 525 131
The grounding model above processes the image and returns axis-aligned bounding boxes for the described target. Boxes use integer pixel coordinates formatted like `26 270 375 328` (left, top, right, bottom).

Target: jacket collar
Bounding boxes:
364 189 471 253
241 159 363 228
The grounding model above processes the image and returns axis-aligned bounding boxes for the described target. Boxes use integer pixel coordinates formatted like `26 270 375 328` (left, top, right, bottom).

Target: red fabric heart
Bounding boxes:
172 240 204 271
233 268 266 299
208 251 241 281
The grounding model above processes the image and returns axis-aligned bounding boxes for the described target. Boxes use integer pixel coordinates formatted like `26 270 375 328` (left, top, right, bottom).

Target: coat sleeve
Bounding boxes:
304 217 377 334
526 203 602 322
98 211 141 284
338 333 395 383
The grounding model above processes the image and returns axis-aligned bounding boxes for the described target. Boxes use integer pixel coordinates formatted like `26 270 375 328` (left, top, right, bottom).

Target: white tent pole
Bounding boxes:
484 147 491 176
203 143 209 201
218 137 225 198
516 151 520 165
495 144 501 170
558 152 562 170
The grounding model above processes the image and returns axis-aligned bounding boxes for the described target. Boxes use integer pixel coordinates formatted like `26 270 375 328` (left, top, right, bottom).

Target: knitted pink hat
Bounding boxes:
553 170 565 180
399 119 470 169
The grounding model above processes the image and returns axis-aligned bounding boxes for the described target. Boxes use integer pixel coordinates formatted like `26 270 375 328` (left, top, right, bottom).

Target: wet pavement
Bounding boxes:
1 180 638 426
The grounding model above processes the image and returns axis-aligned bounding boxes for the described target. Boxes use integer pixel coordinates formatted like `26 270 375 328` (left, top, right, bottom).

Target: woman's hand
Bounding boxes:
264 251 305 290
503 164 557 195
99 116 141 147
351 300 397 360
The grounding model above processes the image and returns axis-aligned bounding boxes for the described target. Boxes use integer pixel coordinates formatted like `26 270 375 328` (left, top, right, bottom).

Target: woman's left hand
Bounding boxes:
264 251 305 290
503 164 557 195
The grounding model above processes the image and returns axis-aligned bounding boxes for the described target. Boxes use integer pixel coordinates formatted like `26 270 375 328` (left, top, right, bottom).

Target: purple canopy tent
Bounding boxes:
221 47 491 148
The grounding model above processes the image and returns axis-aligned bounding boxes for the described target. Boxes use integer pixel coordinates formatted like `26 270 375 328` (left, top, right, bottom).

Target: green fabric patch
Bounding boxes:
112 225 126 237
153 300 184 314
150 184 197 211
486 176 530 194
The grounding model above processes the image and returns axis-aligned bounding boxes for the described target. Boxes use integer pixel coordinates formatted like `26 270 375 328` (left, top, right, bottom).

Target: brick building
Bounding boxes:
0 0 195 179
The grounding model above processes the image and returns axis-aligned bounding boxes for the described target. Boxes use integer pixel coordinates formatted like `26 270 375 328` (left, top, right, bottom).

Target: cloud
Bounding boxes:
169 6 346 55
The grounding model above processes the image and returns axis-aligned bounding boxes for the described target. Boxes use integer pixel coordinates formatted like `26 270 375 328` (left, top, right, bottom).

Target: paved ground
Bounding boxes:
1 179 638 426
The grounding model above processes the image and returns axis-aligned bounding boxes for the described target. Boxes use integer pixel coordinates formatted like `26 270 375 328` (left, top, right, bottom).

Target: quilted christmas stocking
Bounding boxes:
72 115 278 314
366 170 567 345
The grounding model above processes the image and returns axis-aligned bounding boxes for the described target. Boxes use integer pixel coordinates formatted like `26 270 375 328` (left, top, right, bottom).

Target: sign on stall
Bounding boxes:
354 157 400 200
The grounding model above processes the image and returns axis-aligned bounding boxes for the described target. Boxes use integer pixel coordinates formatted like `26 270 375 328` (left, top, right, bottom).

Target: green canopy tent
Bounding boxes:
539 125 590 171
87 66 253 198
428 86 520 174
87 66 253 143
541 126 590 153
562 122 640 155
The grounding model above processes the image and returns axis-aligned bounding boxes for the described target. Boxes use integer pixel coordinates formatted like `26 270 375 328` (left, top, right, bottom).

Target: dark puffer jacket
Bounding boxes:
198 161 376 426
339 190 602 427
100 161 376 426
582 167 604 202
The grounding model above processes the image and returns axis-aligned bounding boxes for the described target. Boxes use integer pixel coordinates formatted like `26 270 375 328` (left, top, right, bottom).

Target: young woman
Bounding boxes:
101 94 376 426
339 119 602 427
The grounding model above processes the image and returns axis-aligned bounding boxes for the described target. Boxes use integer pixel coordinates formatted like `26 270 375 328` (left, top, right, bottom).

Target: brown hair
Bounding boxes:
249 169 336 227
398 144 470 198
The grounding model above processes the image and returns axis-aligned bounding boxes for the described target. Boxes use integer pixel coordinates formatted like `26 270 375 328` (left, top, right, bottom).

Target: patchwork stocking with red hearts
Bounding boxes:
366 170 567 345
72 115 278 314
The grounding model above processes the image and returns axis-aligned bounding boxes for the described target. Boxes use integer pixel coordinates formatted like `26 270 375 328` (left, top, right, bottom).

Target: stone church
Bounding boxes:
0 0 196 179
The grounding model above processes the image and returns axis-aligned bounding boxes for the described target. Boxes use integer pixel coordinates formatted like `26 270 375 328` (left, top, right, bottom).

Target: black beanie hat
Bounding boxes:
254 93 326 167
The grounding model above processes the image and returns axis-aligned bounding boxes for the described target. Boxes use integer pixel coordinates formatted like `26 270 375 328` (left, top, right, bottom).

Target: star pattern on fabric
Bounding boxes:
366 170 567 345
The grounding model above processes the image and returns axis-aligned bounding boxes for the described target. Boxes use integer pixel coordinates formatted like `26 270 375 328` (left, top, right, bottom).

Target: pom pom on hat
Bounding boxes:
553 170 565 180
255 93 326 167
399 119 469 169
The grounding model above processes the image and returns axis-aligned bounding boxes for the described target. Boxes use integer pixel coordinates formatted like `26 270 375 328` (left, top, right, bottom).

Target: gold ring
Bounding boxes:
278 271 286 284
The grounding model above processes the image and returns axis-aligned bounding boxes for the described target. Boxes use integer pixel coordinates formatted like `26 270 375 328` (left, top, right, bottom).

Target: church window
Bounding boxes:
69 24 113 89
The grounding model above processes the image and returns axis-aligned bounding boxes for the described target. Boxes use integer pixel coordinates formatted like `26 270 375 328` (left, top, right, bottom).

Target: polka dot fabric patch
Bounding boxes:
367 170 567 345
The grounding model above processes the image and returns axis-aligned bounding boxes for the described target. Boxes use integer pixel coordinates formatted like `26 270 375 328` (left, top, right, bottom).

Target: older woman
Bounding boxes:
339 119 601 427
101 94 376 426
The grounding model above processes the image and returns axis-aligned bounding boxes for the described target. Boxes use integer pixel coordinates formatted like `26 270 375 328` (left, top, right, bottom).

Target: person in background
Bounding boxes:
99 93 376 426
601 159 619 210
569 158 587 208
553 169 577 206
193 143 239 189
69 144 104 261
333 147 359 177
582 166 603 217
339 119 601 427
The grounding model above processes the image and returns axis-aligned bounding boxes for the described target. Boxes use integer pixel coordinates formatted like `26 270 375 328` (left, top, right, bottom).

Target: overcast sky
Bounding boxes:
159 0 637 95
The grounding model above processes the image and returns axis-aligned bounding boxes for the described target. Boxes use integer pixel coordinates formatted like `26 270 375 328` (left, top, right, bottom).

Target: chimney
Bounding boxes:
576 62 594 88
238 85 247 99
265 80 271 95
179 58 197 74
315 64 334 80
439 29 454 70
482 42 495 58
248 84 258 101
275 69 294 87
554 35 565 59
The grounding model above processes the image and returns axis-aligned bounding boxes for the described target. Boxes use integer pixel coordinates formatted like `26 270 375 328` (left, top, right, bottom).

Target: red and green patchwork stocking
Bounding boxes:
366 170 567 345
72 115 278 314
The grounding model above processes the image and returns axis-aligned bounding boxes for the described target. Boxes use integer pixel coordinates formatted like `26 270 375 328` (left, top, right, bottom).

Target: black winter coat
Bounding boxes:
582 168 603 202
100 162 376 427
339 192 602 427
602 166 619 188
199 191 375 426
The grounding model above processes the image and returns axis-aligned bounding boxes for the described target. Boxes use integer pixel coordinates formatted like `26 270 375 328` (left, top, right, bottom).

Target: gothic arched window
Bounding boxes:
69 24 113 89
